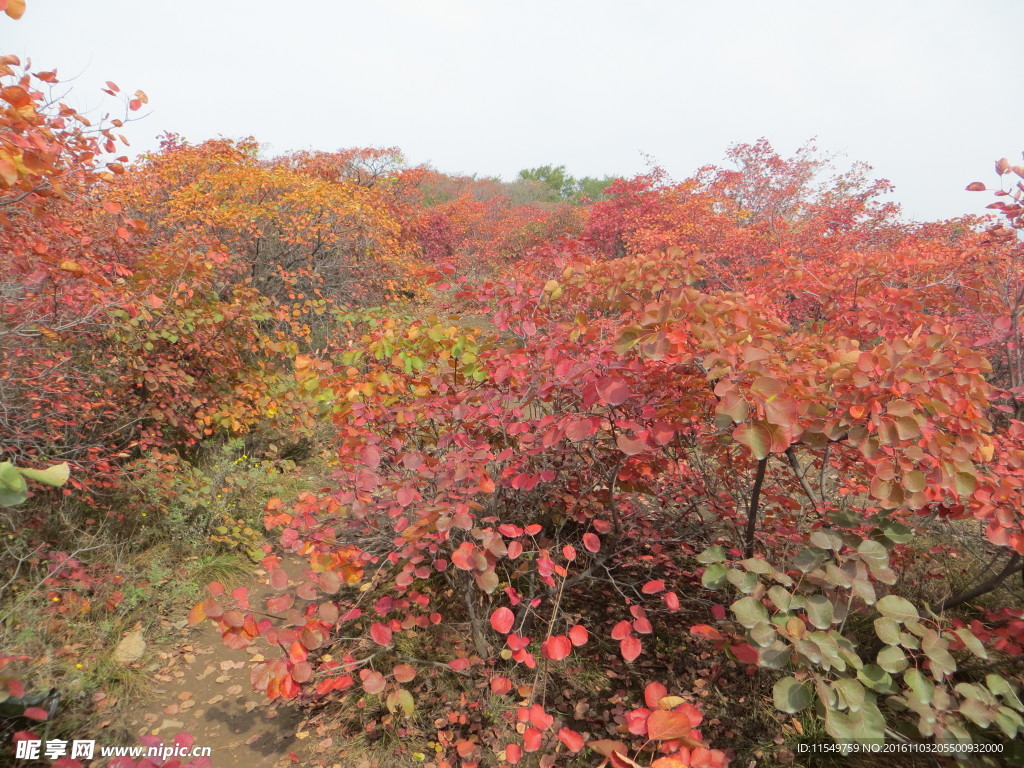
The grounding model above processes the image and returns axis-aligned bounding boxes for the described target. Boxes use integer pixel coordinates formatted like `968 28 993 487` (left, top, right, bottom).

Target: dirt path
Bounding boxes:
123 559 306 768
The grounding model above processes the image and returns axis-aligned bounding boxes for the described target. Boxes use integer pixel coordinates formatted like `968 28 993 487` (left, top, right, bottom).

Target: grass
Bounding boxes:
0 435 332 760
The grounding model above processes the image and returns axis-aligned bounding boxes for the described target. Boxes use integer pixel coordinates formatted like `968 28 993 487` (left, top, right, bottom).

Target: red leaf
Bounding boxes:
565 418 596 441
529 704 554 729
620 635 642 662
583 532 601 553
360 445 382 468
616 434 648 455
543 635 572 660
490 675 512 694
710 604 727 620
641 579 665 594
360 670 386 694
506 743 523 763
523 727 543 752
730 643 760 664
664 591 680 611
644 681 668 708
22 707 49 722
966 181 987 191
490 607 515 634
596 376 630 406
269 568 288 590
370 622 393 646
393 663 416 682
611 620 632 640
557 727 585 752
568 624 589 646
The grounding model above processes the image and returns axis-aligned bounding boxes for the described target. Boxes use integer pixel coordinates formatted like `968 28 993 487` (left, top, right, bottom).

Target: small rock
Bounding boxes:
113 630 146 665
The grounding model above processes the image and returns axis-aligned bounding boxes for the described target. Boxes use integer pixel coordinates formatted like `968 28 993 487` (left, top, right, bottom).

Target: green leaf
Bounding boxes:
833 678 866 712
921 630 956 679
733 422 771 459
953 627 988 660
902 470 926 493
701 563 728 589
750 622 777 648
995 706 1022 739
732 596 769 629
857 540 889 574
614 326 644 355
805 594 835 629
877 645 908 674
904 668 933 706
851 576 876 605
953 471 976 496
760 644 792 670
873 617 901 645
791 547 827 574
960 698 993 728
876 595 918 624
18 463 70 487
726 568 758 593
0 463 29 507
773 676 813 713
740 557 774 574
767 585 792 612
810 529 843 551
880 522 913 544
386 688 415 717
696 545 726 564
808 631 843 671
824 696 886 744
857 665 894 694
987 674 1024 712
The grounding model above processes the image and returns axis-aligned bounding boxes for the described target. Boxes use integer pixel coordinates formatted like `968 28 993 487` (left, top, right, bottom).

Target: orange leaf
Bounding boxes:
4 0 26 20
58 260 86 277
647 709 696 741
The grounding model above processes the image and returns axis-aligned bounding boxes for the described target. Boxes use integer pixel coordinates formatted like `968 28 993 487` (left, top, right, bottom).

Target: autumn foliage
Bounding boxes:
4 6 1024 766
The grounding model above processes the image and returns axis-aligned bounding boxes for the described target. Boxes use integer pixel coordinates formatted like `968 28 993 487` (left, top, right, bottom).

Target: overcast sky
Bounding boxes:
5 0 1021 221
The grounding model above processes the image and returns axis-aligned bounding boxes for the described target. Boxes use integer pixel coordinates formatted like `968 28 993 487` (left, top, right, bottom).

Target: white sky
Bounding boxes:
4 0 1021 222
